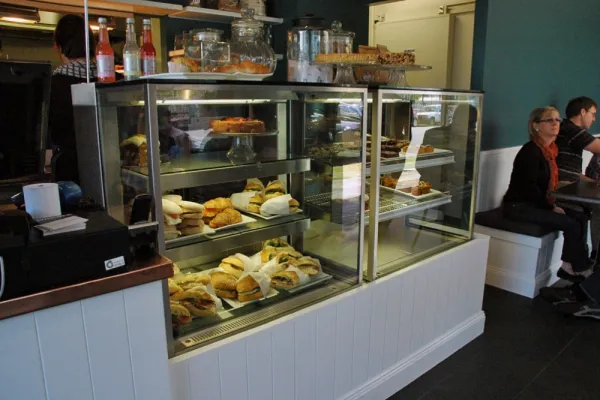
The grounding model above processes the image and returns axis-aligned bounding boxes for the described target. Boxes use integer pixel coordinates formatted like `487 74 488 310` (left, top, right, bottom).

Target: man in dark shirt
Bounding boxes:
555 96 598 183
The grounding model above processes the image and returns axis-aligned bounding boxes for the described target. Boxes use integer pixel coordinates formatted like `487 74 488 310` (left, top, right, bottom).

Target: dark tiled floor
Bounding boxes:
389 285 600 400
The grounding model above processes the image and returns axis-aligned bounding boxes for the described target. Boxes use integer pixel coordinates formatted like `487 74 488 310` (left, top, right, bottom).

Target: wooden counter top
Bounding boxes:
0 254 173 321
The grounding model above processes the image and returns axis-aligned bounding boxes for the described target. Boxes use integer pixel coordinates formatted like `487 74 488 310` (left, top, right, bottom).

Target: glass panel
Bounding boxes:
368 89 482 278
96 84 149 225
94 82 365 354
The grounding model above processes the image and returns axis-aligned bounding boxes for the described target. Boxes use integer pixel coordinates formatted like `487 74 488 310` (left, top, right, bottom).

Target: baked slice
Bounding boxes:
210 117 266 134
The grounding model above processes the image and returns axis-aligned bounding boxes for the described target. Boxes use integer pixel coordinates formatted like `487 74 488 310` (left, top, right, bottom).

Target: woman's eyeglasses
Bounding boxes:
539 118 561 124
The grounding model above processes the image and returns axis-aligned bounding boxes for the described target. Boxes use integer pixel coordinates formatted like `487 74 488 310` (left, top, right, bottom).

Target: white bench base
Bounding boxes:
474 224 562 298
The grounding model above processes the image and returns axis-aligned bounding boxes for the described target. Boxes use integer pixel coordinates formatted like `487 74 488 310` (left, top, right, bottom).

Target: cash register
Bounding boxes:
0 209 131 301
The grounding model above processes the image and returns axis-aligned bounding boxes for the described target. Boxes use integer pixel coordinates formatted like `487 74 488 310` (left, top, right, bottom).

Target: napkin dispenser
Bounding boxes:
0 210 131 301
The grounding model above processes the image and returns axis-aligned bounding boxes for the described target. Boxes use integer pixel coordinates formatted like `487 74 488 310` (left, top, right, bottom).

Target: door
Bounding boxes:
373 14 454 88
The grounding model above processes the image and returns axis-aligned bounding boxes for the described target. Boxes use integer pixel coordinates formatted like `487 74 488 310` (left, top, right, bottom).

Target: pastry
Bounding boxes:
236 275 263 302
170 56 200 72
120 134 148 167
163 198 182 225
261 247 278 263
210 117 266 134
219 256 245 278
209 208 242 228
172 288 217 317
263 238 291 249
264 181 285 200
248 194 264 213
173 263 181 275
170 301 192 325
203 197 233 218
315 53 378 63
381 175 398 189
211 272 237 299
290 257 320 276
271 271 300 289
289 199 300 213
215 60 270 74
180 225 204 236
401 145 435 154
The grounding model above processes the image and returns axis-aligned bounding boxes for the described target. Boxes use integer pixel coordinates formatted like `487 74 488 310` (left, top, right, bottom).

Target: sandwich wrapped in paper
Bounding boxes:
230 191 256 212
244 178 264 193
236 271 271 302
260 194 292 216
218 253 254 278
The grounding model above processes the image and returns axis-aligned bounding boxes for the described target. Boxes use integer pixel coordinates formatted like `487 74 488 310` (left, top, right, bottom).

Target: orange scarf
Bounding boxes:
533 138 559 204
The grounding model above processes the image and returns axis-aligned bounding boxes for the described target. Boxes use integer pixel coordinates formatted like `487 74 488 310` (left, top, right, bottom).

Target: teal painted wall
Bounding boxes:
472 0 600 150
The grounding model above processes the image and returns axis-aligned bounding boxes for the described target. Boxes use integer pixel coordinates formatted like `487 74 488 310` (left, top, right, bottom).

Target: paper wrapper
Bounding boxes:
260 262 287 277
260 194 292 216
285 265 310 285
249 252 262 270
231 192 257 211
237 271 272 297
168 61 190 73
266 179 285 192
235 253 258 272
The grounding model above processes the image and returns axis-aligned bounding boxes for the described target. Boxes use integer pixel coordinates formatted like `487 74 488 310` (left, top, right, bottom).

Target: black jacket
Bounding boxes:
503 141 554 210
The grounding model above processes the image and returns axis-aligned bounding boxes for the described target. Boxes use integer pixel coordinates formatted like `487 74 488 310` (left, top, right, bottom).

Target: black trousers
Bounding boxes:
503 202 589 272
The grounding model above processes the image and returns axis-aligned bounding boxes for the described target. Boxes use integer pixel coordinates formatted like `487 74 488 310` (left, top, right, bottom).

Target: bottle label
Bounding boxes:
142 57 156 75
123 53 140 78
97 55 115 79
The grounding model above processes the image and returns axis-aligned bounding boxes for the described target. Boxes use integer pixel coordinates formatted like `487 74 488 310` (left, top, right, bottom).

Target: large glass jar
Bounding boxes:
228 8 276 74
185 29 231 72
328 21 354 54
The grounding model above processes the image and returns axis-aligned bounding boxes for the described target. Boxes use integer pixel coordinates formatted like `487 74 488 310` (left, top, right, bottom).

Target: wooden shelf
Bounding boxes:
169 6 283 25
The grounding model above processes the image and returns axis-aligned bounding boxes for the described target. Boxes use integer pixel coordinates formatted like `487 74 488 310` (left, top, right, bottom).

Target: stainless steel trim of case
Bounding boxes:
366 90 383 281
367 193 453 223
146 84 166 250
159 158 311 191
357 90 368 283
165 217 311 262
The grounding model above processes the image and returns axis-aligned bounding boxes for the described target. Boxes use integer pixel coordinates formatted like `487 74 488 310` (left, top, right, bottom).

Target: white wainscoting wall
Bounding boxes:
0 281 171 400
169 235 489 400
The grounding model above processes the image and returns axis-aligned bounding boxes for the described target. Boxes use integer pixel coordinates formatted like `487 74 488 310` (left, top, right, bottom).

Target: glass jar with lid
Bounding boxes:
185 28 231 72
328 20 354 54
226 8 276 74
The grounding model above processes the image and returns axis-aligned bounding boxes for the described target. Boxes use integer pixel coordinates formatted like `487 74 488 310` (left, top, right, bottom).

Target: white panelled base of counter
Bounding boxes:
0 281 170 400
170 235 489 400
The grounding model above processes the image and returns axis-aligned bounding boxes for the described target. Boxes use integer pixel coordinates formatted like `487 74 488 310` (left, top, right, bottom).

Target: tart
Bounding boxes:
210 117 266 134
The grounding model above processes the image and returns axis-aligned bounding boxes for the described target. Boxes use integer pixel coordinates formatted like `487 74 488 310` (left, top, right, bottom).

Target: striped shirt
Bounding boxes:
586 154 600 181
555 119 595 182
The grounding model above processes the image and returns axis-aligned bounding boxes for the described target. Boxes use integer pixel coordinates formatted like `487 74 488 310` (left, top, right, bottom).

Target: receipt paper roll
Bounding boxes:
23 183 62 220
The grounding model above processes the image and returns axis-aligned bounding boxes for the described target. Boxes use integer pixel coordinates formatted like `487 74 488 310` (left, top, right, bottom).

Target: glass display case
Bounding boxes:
73 81 367 356
364 88 483 279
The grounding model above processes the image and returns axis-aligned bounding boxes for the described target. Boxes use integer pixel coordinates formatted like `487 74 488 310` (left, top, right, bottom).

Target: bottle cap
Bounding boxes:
126 18 135 24
98 17 107 24
143 19 151 25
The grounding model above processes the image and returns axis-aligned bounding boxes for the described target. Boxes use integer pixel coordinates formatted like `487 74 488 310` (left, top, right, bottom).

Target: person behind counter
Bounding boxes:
503 107 591 282
49 14 97 183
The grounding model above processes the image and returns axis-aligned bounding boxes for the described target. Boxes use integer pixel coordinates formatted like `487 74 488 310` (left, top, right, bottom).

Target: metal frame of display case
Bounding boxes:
74 81 369 356
365 87 484 281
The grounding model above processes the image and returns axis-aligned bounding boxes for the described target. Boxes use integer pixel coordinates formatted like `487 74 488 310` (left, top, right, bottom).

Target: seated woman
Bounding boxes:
503 106 591 282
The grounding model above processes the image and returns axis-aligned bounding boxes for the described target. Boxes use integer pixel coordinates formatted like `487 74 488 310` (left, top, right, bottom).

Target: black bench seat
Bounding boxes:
475 208 556 238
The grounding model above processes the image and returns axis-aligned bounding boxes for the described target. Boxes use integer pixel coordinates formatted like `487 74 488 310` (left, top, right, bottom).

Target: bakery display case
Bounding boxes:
365 88 483 279
73 81 367 355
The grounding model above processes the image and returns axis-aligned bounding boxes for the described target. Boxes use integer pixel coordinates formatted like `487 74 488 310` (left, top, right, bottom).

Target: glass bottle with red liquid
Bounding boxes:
96 17 115 83
141 19 156 76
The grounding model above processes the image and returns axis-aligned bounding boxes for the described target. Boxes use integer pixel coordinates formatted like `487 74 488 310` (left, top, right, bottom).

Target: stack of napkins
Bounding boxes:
35 215 88 237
